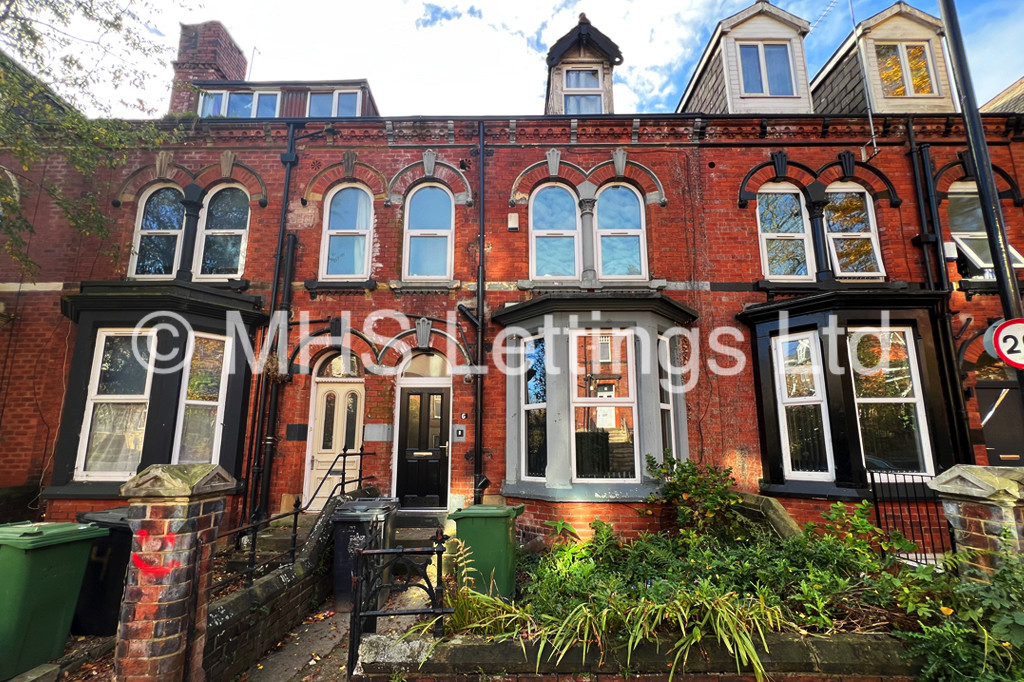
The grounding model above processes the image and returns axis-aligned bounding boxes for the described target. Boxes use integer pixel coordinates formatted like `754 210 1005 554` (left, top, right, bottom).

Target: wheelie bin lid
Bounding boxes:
0 522 108 550
449 504 525 520
77 507 131 529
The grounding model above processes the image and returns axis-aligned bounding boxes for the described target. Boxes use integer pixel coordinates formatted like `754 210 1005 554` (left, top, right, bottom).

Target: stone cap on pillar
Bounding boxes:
121 463 237 499
928 465 1024 504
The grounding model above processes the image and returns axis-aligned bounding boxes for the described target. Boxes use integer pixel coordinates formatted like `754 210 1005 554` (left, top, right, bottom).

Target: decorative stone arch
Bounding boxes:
193 152 268 207
508 150 588 206
289 322 382 376
737 151 819 208
933 153 1024 206
585 150 667 207
303 151 388 205
112 152 195 207
376 325 474 372
816 151 902 207
387 149 473 206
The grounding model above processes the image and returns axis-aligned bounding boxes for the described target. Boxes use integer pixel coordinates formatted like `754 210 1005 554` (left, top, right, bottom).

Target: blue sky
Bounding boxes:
135 0 1023 117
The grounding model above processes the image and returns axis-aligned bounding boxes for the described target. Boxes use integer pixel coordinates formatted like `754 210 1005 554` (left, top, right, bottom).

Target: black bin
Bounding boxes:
72 507 133 636
332 498 397 612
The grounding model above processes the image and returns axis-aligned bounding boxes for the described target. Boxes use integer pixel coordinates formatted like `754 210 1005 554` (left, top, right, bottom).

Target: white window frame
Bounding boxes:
529 184 581 281
848 326 934 476
563 68 603 114
194 184 250 281
771 331 835 482
756 183 814 282
947 182 1024 278
75 329 156 481
569 329 640 484
595 184 648 281
521 335 547 482
737 42 795 97
306 89 362 117
129 184 185 280
319 184 374 281
824 182 886 279
403 183 455 281
874 42 939 98
657 336 677 458
172 332 233 466
200 90 280 118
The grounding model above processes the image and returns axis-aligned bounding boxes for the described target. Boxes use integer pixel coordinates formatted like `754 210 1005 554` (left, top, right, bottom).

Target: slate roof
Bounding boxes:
546 14 622 67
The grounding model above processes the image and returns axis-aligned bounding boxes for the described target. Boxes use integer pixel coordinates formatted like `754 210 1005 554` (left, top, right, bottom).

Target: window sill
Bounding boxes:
758 480 868 500
304 279 377 299
501 478 660 503
389 279 461 292
517 278 667 292
756 279 909 294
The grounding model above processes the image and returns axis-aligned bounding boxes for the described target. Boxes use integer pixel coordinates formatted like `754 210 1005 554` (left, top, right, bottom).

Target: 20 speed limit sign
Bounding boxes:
994 318 1024 370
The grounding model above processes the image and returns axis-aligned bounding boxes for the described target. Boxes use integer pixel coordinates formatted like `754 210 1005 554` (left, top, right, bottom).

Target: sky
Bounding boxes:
123 0 1024 117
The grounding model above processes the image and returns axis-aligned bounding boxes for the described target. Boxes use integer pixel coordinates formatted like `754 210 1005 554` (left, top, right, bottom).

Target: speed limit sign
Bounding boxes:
994 318 1024 370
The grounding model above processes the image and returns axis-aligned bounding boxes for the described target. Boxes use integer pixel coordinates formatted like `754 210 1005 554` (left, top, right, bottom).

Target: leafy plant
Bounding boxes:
645 454 743 540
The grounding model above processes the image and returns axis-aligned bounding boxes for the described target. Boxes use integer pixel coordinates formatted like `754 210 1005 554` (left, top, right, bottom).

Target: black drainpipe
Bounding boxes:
916 140 974 465
250 123 300 520
473 120 489 504
259 233 298 515
907 121 936 291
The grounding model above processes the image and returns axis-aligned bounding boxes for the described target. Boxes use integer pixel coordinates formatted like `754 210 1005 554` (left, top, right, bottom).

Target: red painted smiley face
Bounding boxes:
131 528 181 577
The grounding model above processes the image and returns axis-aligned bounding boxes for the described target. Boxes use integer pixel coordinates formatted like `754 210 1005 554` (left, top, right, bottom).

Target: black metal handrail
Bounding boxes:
347 529 453 676
206 446 374 595
868 469 956 566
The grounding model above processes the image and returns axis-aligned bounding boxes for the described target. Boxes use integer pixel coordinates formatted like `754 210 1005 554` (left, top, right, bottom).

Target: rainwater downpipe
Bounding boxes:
907 121 937 290
473 120 488 505
919 144 952 292
259 233 298 516
250 122 299 519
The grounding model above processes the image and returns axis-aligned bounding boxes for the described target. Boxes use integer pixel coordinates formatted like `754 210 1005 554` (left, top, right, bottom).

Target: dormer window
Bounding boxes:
564 69 603 114
875 43 936 97
739 43 794 96
200 91 279 118
308 90 361 117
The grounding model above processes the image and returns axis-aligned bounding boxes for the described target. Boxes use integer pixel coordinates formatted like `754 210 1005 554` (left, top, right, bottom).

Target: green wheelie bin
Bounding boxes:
0 522 109 679
448 504 524 598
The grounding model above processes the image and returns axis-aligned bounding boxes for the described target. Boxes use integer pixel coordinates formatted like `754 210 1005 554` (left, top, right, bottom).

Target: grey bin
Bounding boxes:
331 498 397 612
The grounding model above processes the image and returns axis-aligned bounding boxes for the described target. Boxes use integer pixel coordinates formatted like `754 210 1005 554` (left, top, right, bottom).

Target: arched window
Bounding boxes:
131 185 185 277
196 186 249 279
756 182 812 280
321 185 373 280
403 184 454 280
530 184 580 279
596 184 647 279
402 352 451 378
823 182 885 278
946 181 1024 279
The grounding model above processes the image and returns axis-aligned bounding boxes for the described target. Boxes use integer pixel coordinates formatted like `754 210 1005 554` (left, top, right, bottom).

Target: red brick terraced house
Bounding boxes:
1 2 1022 538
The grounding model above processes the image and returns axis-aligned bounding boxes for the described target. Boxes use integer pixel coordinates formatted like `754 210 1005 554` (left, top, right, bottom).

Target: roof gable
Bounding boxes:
719 0 810 35
546 14 623 67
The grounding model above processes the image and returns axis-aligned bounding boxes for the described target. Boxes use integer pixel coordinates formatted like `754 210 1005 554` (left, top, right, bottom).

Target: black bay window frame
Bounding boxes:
44 281 265 500
739 290 966 499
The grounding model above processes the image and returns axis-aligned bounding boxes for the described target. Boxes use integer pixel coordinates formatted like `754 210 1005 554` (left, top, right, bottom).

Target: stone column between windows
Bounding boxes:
115 463 235 682
805 181 834 283
177 183 207 282
578 182 598 287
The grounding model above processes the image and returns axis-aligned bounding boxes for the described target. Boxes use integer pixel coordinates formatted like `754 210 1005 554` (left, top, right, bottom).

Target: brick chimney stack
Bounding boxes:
168 22 247 115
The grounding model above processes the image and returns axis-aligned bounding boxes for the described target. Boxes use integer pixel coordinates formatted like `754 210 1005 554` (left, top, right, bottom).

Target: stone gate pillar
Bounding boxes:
928 465 1024 572
115 464 236 681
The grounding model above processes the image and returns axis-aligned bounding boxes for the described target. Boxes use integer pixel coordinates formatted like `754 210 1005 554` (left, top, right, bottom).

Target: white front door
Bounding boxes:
305 382 364 511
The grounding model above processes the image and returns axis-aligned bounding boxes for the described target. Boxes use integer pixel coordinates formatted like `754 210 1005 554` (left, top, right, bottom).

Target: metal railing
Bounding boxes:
868 469 956 566
347 529 453 676
207 446 374 597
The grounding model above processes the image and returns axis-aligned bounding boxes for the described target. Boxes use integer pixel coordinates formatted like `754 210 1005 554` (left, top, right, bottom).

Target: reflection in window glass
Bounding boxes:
772 333 831 477
764 44 794 96
337 92 359 116
740 45 763 94
256 93 278 117
226 93 253 117
136 187 184 276
824 191 883 276
531 185 578 278
308 92 333 117
199 188 248 277
406 186 452 279
596 186 644 278
408 187 452 230
200 92 223 117
758 191 810 278
178 336 227 465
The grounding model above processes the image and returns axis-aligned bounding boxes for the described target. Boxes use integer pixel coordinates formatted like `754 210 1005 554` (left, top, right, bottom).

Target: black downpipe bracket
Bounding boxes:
474 121 489 504
938 0 1024 415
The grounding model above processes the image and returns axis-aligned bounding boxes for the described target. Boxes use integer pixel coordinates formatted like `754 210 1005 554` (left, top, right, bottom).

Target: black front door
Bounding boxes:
396 388 450 507
976 382 1024 466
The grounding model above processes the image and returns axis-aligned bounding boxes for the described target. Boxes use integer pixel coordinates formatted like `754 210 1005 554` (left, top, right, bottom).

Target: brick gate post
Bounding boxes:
115 464 237 681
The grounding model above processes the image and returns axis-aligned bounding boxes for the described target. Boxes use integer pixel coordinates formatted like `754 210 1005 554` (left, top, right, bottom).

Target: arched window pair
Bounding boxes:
131 185 250 280
756 181 885 281
529 183 647 281
317 183 455 282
